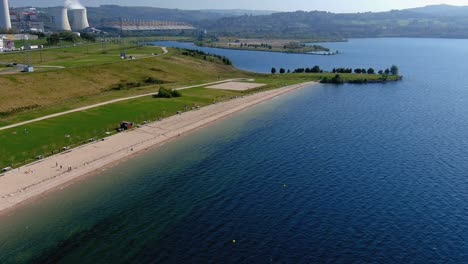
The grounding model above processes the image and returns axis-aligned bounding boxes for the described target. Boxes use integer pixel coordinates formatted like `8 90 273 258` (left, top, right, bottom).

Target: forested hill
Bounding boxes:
85 5 227 25
198 6 468 39
55 4 468 39
407 4 468 16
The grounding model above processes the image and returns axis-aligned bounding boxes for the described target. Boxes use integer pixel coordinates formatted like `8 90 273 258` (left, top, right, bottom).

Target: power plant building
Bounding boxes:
70 9 89 31
50 7 72 31
0 0 11 30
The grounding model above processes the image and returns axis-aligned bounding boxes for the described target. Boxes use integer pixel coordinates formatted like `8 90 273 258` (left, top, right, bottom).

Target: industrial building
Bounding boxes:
70 8 89 31
11 8 44 33
0 0 11 30
0 34 15 51
2 1 195 34
50 7 72 31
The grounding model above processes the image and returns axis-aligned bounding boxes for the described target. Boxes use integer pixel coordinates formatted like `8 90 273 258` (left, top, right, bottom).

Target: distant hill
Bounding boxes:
82 6 279 28
203 9 278 16
406 4 468 17
85 5 227 25
197 7 468 39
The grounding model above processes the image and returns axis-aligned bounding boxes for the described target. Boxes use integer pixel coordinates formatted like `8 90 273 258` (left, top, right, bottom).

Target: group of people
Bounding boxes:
56 162 72 172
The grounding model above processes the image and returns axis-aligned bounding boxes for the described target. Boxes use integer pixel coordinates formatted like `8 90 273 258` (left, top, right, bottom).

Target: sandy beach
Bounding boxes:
0 81 317 215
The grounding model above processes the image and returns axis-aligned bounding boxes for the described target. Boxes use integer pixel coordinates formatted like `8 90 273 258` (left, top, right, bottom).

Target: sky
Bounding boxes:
8 0 468 13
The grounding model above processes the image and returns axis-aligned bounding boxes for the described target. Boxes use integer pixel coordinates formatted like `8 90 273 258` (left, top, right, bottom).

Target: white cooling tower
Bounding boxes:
51 7 71 31
0 0 11 30
71 8 89 31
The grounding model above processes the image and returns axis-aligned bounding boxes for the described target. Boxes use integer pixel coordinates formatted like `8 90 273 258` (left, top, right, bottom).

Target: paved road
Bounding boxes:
0 78 250 131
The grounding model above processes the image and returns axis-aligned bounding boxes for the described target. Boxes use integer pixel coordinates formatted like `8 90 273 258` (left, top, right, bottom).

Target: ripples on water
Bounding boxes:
1 39 468 263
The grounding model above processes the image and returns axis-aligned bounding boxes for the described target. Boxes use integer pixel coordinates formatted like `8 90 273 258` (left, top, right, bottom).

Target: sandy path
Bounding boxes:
0 81 317 214
206 81 266 91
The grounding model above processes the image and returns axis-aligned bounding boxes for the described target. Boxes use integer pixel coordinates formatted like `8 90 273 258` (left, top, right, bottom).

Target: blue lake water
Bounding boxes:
1 38 468 263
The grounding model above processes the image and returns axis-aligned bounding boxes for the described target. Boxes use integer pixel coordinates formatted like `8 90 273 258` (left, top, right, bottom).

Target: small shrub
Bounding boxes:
144 77 165 85
171 89 182 97
154 88 182 98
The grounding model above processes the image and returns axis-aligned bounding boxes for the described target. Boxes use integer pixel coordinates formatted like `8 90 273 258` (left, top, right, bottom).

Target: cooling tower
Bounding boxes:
51 7 71 31
0 0 11 30
71 8 89 31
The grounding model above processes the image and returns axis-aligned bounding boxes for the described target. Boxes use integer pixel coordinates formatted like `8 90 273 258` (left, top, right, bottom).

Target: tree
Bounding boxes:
46 34 60 46
271 67 277 74
390 65 399 75
155 88 177 98
80 33 97 42
354 68 362 74
378 70 384 75
279 68 286 74
385 68 390 75
367 68 375 74
311 65 321 73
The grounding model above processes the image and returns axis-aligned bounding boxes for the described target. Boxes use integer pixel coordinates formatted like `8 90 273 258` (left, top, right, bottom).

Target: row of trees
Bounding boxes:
293 66 322 73
46 32 98 46
181 49 232 65
271 67 290 74
271 65 399 76
239 43 273 49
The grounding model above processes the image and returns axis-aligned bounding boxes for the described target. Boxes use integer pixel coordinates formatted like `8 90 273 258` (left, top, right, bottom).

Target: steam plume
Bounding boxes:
65 0 84 9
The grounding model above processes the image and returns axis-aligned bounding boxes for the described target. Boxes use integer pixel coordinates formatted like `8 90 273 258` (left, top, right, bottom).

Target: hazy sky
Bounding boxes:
8 0 468 12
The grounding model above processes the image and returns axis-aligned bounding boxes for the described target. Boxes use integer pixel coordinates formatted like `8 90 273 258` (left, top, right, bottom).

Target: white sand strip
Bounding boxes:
206 82 266 91
0 82 317 215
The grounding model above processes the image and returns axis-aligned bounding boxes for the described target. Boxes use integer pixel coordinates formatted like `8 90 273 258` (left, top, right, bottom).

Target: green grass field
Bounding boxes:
0 42 162 68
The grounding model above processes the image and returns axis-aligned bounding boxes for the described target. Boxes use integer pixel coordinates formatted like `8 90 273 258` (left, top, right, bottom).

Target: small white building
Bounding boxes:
0 37 15 52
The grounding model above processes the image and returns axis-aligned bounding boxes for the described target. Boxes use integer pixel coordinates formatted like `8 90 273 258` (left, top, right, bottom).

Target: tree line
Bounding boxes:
271 65 399 76
180 48 232 65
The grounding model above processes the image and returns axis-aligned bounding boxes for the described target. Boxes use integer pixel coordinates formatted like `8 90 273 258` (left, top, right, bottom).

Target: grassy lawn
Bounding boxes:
0 43 163 68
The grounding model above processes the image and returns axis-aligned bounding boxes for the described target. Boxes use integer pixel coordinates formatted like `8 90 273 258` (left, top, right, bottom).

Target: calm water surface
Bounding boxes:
1 38 468 263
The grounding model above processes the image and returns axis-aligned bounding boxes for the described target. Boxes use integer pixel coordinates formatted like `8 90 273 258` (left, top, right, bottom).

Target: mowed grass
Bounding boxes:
0 87 245 168
0 42 162 67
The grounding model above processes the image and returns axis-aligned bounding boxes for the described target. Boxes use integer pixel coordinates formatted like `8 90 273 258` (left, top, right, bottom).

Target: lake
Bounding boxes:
1 38 468 263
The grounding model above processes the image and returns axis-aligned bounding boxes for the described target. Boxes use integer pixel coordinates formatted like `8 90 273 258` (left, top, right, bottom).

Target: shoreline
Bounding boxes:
0 81 317 216
194 43 336 55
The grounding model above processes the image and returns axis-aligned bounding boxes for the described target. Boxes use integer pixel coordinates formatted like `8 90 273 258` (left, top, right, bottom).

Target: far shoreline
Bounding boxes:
0 81 318 217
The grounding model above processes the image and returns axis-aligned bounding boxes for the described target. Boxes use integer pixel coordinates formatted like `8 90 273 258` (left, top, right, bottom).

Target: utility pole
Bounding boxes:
119 17 125 58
